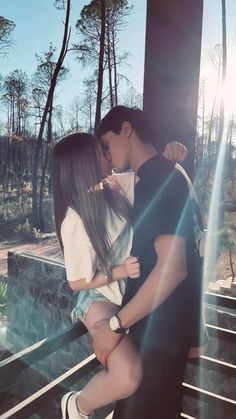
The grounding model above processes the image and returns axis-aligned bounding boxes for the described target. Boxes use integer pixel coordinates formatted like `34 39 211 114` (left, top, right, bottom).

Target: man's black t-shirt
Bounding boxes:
123 155 206 352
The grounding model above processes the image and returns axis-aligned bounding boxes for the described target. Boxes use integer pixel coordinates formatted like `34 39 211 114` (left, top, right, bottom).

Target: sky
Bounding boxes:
0 0 146 111
200 0 236 116
0 0 236 116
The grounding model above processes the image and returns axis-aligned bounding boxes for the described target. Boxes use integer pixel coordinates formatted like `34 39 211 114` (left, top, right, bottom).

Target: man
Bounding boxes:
94 106 207 418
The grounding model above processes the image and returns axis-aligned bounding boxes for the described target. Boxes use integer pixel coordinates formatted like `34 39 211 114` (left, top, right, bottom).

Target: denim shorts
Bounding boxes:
71 289 109 324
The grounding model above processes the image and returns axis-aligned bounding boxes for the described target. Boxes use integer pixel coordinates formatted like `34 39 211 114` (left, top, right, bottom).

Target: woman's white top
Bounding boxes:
61 172 135 306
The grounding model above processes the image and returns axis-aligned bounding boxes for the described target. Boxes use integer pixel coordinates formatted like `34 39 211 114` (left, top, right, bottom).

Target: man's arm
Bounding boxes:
93 234 187 365
117 234 187 327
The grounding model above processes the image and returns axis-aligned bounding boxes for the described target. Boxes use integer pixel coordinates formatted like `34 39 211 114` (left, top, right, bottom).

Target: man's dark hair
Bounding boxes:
96 105 155 145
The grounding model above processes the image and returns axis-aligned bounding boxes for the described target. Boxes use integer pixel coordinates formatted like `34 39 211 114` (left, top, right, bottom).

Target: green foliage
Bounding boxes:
33 43 69 93
41 199 54 232
14 218 42 242
0 16 15 56
194 174 211 218
0 193 54 240
219 227 236 251
0 195 32 223
218 226 236 280
219 227 236 252
74 0 133 64
0 280 7 307
54 0 67 10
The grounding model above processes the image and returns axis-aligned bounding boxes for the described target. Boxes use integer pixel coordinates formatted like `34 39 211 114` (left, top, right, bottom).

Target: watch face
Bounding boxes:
109 315 120 331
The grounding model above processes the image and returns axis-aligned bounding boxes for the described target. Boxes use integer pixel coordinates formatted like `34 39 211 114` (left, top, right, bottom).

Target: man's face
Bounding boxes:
100 147 112 177
100 130 130 172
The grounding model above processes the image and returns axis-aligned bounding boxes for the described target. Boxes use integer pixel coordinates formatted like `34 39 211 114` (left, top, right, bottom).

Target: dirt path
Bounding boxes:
0 236 63 276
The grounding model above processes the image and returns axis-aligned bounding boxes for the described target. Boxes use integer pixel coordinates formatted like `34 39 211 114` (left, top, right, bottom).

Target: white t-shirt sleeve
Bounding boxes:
61 210 97 283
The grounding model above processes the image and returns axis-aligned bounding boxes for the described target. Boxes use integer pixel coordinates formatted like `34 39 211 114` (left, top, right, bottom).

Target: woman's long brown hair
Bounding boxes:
52 132 131 275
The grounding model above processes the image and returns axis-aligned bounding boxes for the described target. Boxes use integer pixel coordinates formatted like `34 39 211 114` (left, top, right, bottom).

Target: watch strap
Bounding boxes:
109 314 129 335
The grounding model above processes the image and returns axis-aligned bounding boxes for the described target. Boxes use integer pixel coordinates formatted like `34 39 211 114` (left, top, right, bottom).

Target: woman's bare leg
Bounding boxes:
77 301 143 414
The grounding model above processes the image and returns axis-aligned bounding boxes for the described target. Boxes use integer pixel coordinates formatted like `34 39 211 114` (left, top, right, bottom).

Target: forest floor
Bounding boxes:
0 235 234 280
0 235 63 276
0 235 62 330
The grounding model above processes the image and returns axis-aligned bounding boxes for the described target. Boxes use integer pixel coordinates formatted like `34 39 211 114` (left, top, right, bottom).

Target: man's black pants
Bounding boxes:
112 343 190 419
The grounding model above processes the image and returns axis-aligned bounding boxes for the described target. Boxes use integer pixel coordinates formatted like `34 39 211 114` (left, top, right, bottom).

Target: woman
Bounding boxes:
52 132 186 419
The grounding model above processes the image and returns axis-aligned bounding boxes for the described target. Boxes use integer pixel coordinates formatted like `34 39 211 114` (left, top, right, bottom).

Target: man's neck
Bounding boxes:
130 142 158 174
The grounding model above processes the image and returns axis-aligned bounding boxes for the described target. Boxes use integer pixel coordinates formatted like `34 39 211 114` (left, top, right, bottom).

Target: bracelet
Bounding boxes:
116 313 122 328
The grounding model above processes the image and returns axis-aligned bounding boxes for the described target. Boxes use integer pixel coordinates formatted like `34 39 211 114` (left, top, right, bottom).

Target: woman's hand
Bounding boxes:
163 141 188 162
124 256 140 279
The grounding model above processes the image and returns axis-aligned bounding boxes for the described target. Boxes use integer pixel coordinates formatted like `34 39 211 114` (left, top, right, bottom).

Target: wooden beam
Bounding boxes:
143 0 204 177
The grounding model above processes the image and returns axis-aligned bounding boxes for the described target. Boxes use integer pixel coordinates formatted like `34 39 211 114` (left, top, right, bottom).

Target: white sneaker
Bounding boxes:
61 391 92 419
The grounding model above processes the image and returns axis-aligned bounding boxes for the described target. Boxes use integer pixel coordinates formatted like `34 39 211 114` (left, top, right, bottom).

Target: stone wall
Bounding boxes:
7 251 75 349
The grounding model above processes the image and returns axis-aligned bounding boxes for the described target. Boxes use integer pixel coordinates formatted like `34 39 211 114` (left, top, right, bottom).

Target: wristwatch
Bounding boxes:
109 314 129 335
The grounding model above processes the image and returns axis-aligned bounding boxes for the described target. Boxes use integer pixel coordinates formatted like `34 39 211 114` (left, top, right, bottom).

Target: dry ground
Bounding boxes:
0 236 63 276
0 236 235 280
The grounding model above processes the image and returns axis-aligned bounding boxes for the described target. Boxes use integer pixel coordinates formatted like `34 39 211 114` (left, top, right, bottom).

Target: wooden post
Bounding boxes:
143 0 204 177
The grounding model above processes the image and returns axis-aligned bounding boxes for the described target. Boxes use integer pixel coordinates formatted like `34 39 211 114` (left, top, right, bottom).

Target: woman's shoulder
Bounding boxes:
61 207 84 237
62 206 81 223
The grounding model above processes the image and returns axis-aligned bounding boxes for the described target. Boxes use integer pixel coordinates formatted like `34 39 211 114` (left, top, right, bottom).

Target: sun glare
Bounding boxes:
221 53 236 116
201 48 236 119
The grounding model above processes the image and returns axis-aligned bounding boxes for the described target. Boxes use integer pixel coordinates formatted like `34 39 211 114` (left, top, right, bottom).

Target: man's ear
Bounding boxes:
121 121 132 138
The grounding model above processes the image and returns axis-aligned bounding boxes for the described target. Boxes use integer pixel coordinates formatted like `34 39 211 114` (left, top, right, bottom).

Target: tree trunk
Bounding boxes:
107 27 114 108
229 247 235 281
32 0 71 228
217 0 227 150
227 115 234 179
12 96 15 133
89 101 92 133
112 27 118 106
200 80 205 165
94 0 106 133
38 105 52 231
217 0 227 229
18 101 21 136
207 60 221 179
